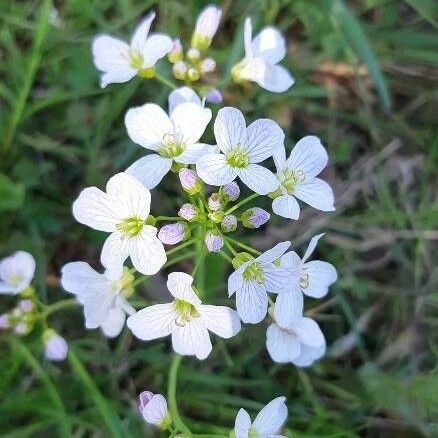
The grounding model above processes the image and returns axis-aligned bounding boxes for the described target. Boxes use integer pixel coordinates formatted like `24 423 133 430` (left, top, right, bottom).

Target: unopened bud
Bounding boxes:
231 252 254 269
178 203 199 222
204 231 224 253
187 67 200 82
19 299 33 313
168 38 183 63
208 193 222 211
200 58 216 74
44 329 68 362
242 207 270 229
138 391 171 429
0 314 10 329
187 48 201 62
192 5 222 51
220 181 240 201
178 168 202 195
173 61 187 80
205 88 223 104
158 223 191 245
221 215 237 233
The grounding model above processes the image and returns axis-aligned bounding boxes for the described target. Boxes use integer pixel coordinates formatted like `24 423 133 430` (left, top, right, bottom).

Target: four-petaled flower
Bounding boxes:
92 12 173 88
196 107 283 195
72 172 166 279
125 88 214 189
271 136 335 219
232 17 294 93
61 262 136 338
127 272 241 360
0 251 35 295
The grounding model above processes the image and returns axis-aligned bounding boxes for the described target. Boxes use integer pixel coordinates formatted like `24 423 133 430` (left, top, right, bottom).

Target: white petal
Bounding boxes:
246 118 284 163
286 136 328 179
292 343 325 367
101 306 126 338
214 107 247 154
227 265 247 297
92 35 130 72
273 144 287 171
126 154 172 189
168 87 202 114
257 241 291 264
125 104 172 151
105 172 151 219
127 303 176 340
129 226 166 275
199 305 241 338
302 261 337 298
234 408 252 438
141 393 168 426
100 231 131 280
237 164 279 195
253 396 287 435
172 319 212 360
175 143 219 165
167 272 201 306
302 233 325 262
100 68 137 88
256 64 294 93
252 27 286 64
272 194 300 220
280 251 302 270
294 317 325 348
274 290 303 329
263 266 298 294
170 102 211 145
130 12 155 53
235 281 268 324
294 178 335 212
243 18 253 57
0 251 35 294
196 154 237 186
141 34 173 67
266 323 300 363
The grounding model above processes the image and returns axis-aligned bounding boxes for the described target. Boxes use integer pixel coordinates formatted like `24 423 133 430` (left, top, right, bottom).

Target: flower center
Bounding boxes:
243 262 264 283
227 146 249 168
116 216 144 237
174 299 200 326
299 273 310 290
110 267 135 298
129 50 144 69
248 429 260 438
8 273 23 287
158 133 186 158
281 169 305 194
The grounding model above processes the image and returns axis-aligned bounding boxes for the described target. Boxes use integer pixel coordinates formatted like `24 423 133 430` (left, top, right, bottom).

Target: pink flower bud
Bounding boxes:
187 48 201 62
178 203 199 222
19 299 33 313
205 88 223 104
221 215 237 233
44 330 68 362
200 58 216 73
204 231 224 253
221 181 240 201
168 38 183 63
173 61 187 80
178 168 202 195
158 223 190 245
0 314 10 329
242 207 270 229
208 193 222 211
195 6 222 39
138 391 170 427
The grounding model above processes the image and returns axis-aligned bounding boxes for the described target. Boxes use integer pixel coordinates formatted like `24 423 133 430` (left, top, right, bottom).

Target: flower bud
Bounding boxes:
200 58 216 74
0 314 10 329
178 203 199 222
158 223 191 245
138 391 170 429
204 231 224 253
19 299 33 313
221 215 237 233
173 61 187 80
192 6 222 51
44 330 68 362
168 38 183 63
220 181 240 201
187 48 201 62
205 88 223 104
14 322 29 335
231 252 254 269
208 193 222 211
242 207 270 229
187 67 200 82
178 168 202 195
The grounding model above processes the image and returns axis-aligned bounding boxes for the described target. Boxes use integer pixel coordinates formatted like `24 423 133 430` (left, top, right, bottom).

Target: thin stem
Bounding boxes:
155 216 181 222
168 354 191 436
41 299 78 318
155 73 177 89
218 251 233 263
192 247 206 277
225 193 259 215
223 238 237 256
224 236 261 255
166 238 198 256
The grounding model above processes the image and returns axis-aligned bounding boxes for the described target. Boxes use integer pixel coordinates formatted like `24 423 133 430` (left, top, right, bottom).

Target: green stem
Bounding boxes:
192 247 206 277
155 216 181 222
168 354 191 436
41 299 78 318
155 73 177 89
225 193 260 215
223 238 237 256
218 251 233 263
166 238 198 256
224 236 261 255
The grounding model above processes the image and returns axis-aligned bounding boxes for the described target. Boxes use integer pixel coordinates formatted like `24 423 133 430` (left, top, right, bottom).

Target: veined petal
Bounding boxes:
199 305 241 338
302 260 337 298
285 136 328 178
246 118 284 163
235 281 268 324
175 143 219 165
196 154 237 186
273 144 287 171
141 33 173 67
172 318 212 360
280 251 302 270
272 194 300 220
129 227 166 275
252 396 288 435
168 87 202 114
294 317 325 348
237 164 279 195
101 231 131 280
294 178 335 212
127 303 176 340
256 63 294 93
170 102 212 145
83 287 116 329
130 12 155 53
302 233 325 262
292 343 325 367
167 272 201 306
214 107 248 154
257 241 291 264
0 251 35 294
227 265 247 297
125 103 172 150
263 266 298 294
266 323 300 363
101 306 126 338
126 154 172 189
92 35 130 72
100 68 137 88
252 27 286 64
234 408 252 438
274 290 303 329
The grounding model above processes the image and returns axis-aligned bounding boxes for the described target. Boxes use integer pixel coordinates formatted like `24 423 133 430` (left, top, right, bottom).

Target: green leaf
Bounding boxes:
404 0 438 28
0 173 25 211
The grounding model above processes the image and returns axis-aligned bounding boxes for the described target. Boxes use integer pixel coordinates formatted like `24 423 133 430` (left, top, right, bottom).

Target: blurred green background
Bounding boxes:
0 0 437 436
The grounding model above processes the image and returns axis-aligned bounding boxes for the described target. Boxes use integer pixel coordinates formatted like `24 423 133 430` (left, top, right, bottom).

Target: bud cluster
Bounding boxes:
0 298 36 336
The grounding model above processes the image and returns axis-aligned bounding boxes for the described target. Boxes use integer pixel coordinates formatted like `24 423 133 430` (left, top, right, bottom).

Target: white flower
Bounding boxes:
267 292 326 367
234 396 288 438
72 172 166 279
44 330 68 362
138 391 169 428
0 251 35 295
193 5 222 42
92 12 173 88
125 90 214 189
228 242 298 324
280 233 337 299
196 107 283 195
61 262 135 338
232 18 294 93
271 136 335 220
127 272 241 360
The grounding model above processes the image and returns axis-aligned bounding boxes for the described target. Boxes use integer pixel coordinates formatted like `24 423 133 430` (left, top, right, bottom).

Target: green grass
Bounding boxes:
1 0 437 437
